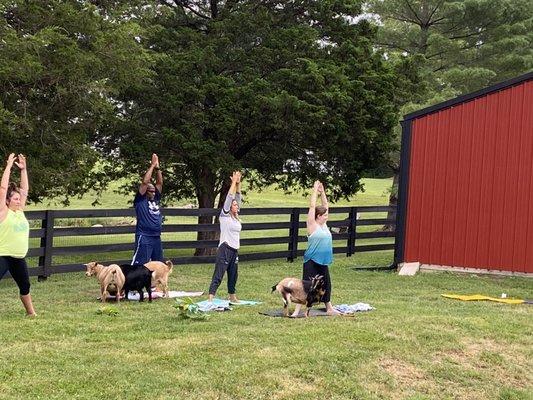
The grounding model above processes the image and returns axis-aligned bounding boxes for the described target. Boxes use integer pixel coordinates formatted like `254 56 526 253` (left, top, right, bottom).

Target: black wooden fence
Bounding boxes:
23 206 396 278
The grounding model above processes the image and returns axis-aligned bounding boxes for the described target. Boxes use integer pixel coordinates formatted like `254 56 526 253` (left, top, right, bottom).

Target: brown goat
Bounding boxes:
85 262 126 302
272 274 325 317
144 260 173 297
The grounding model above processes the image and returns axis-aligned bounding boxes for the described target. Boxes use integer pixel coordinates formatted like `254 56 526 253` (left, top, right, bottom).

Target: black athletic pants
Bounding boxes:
209 242 238 296
302 259 332 303
0 256 31 296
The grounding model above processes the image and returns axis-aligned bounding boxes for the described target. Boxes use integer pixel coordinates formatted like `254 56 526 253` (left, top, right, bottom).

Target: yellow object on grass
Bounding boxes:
441 294 524 304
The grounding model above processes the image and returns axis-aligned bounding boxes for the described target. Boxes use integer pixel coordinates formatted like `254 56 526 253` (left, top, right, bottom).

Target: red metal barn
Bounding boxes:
395 72 533 274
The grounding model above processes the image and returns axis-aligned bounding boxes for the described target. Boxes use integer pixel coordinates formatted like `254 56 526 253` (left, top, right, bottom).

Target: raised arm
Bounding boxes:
0 153 16 213
222 171 241 214
318 182 328 210
154 155 163 193
306 180 320 235
14 154 28 208
139 153 159 195
155 169 163 193
234 171 242 205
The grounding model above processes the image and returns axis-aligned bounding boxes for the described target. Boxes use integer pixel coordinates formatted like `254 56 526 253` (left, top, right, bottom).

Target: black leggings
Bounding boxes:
302 259 332 303
209 242 238 296
0 256 31 296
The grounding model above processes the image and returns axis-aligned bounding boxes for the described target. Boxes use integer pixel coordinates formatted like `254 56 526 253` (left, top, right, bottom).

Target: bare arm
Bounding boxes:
155 169 163 193
306 180 320 235
15 154 28 208
318 182 328 210
139 153 159 195
0 153 16 217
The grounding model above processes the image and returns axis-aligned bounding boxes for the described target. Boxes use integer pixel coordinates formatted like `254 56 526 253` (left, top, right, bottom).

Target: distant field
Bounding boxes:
27 178 394 210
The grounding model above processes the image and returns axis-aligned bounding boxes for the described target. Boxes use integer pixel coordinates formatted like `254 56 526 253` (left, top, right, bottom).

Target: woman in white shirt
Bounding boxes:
208 171 242 302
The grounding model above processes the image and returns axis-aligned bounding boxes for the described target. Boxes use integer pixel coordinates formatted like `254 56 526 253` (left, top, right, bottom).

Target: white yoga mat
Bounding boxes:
104 290 205 301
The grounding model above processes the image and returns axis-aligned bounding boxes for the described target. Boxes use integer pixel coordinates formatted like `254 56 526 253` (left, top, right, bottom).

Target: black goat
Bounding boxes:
119 264 153 302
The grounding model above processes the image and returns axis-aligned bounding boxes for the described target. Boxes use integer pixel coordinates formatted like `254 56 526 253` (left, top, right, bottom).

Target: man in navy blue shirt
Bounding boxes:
131 153 164 265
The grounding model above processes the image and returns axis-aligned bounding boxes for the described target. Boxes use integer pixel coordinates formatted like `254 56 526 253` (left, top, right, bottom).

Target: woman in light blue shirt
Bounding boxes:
292 180 338 316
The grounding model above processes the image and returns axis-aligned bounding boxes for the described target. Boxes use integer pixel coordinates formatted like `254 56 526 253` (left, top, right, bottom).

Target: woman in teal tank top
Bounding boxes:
0 153 36 316
292 180 339 316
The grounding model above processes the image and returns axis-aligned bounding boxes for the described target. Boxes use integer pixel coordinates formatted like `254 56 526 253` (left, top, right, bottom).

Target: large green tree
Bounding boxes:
0 0 151 202
99 0 400 246
369 0 533 102
367 0 533 226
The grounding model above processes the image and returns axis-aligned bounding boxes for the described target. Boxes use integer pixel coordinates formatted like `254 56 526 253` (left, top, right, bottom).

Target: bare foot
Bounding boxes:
326 309 341 316
26 313 37 317
228 295 239 303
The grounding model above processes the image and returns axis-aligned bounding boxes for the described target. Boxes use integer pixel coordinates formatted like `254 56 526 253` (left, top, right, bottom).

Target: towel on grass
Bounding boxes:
441 294 525 304
104 290 204 301
229 300 262 305
195 298 262 312
334 303 375 313
196 299 232 312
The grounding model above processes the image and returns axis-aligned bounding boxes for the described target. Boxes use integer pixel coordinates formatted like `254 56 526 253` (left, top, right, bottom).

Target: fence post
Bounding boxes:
287 208 300 262
38 210 55 281
347 207 358 257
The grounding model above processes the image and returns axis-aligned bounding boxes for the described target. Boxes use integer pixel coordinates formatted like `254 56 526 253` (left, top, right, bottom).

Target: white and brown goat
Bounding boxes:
272 274 325 317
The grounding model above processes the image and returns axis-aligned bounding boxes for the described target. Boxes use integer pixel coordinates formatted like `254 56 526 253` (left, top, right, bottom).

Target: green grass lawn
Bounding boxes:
2 178 530 399
0 254 531 400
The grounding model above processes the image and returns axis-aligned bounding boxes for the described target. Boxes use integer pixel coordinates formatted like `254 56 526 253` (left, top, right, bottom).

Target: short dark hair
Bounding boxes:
6 182 19 199
315 205 327 219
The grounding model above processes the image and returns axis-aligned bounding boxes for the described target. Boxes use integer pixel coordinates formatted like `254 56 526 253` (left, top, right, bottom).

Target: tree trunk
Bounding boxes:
383 166 399 232
194 168 218 256
193 169 231 256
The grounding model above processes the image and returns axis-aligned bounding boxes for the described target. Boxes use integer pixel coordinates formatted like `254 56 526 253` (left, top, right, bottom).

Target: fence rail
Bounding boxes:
21 206 396 278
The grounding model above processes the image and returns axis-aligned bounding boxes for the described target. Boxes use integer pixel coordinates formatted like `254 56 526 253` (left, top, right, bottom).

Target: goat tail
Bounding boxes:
165 260 173 272
109 269 117 284
271 284 278 293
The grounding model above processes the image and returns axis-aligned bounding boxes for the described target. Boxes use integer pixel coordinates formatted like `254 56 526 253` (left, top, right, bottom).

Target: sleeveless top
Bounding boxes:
0 209 30 258
303 224 333 266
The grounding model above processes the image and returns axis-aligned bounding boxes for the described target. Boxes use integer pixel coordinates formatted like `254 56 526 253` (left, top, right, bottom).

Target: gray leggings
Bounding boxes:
0 256 31 296
208 242 238 295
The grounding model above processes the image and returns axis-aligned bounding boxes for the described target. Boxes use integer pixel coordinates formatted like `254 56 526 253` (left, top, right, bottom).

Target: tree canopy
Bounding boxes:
1 0 408 208
98 0 400 209
368 0 533 107
0 0 151 202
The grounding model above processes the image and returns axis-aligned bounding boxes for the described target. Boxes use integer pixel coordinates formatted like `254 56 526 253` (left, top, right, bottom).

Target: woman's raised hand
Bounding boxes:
317 182 324 194
14 154 26 170
151 153 159 168
6 153 16 167
232 171 242 183
313 180 321 192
